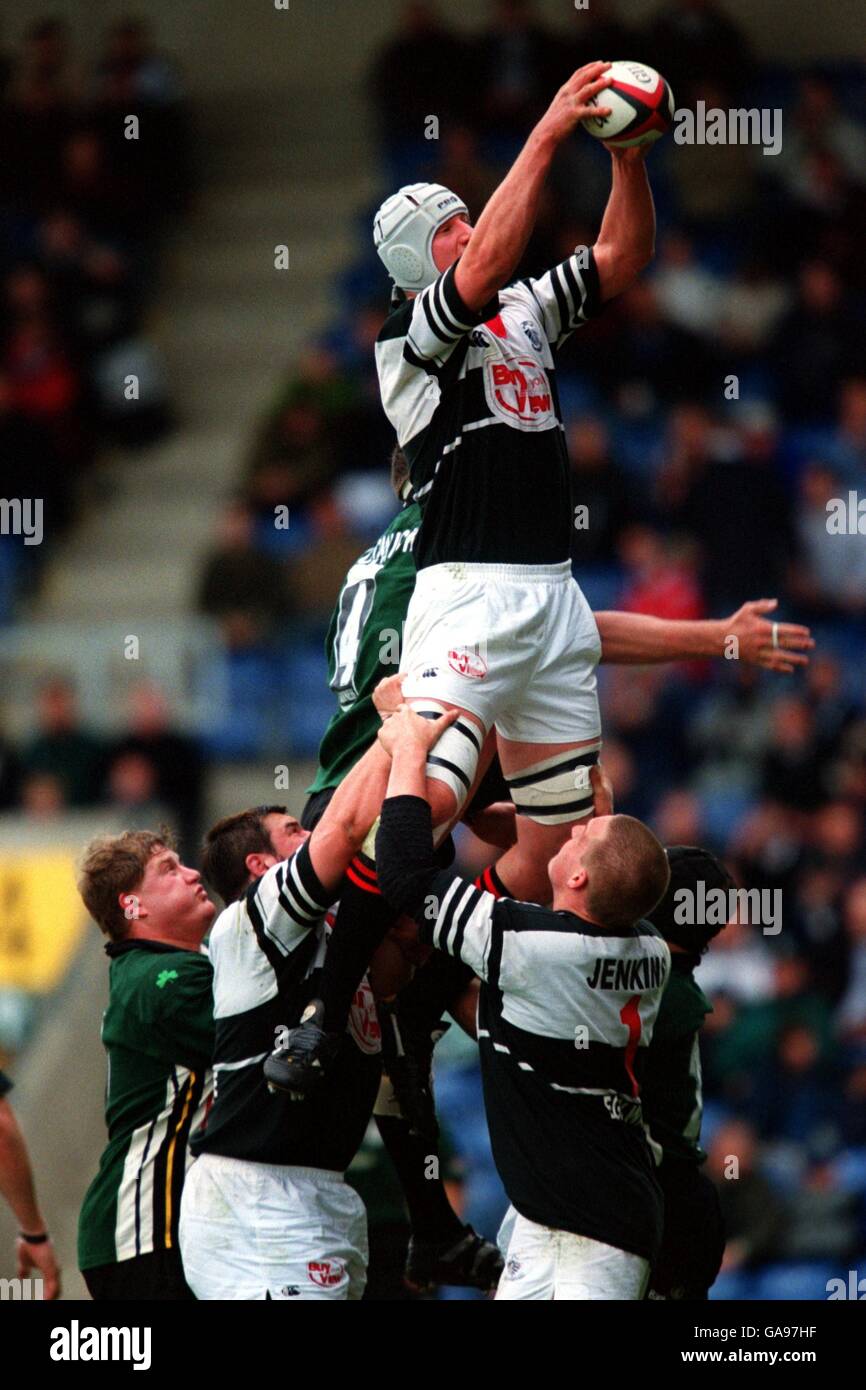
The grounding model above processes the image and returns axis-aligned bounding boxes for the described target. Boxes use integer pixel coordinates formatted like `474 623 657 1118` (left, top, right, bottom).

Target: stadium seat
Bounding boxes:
754 1261 843 1301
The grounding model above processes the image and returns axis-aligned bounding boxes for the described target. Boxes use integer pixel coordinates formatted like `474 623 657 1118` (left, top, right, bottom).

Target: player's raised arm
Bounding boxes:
454 62 613 311
305 738 393 896
592 145 657 303
594 600 814 673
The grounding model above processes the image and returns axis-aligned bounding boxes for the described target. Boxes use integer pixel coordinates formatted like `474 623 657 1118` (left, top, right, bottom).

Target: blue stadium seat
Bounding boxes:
710 1268 759 1300
754 1261 843 1301
279 643 332 758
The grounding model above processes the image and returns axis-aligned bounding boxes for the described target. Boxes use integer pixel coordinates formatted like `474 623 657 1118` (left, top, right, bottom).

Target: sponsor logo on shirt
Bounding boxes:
485 355 554 430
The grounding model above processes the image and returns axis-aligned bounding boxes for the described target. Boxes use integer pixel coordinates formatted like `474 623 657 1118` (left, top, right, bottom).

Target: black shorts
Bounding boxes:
650 1157 726 1300
82 1247 195 1301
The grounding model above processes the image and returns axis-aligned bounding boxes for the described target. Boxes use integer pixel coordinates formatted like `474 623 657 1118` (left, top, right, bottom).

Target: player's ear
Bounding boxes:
567 867 588 892
245 850 272 881
119 892 147 922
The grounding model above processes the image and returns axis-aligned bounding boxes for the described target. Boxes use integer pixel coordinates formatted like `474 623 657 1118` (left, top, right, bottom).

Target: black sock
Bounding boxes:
475 863 511 899
375 1114 464 1244
318 855 397 1032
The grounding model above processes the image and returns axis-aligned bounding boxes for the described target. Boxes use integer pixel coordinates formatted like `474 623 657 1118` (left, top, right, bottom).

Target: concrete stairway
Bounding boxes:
38 85 378 629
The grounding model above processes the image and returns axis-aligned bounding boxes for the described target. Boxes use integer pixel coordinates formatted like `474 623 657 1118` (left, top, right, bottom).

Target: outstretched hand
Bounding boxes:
726 599 814 673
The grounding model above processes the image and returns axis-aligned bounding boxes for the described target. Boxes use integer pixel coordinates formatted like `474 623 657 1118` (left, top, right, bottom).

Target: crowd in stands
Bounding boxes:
0 674 203 855
204 0 863 1300
0 15 191 620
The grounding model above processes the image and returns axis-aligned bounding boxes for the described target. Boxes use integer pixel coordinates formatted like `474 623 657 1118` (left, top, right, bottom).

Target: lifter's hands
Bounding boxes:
537 60 613 146
377 703 459 759
373 673 405 720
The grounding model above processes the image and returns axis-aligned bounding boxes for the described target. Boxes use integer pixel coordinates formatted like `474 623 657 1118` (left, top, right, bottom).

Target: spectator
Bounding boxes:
569 414 637 568
646 0 752 102
706 1119 786 1272
761 697 827 813
837 879 866 1045
107 682 204 855
197 499 291 645
19 771 66 821
772 261 861 423
93 16 191 218
667 406 794 615
791 462 866 618
104 749 167 829
473 0 554 147
746 1022 840 1150
19 677 104 807
368 3 473 156
2 263 94 472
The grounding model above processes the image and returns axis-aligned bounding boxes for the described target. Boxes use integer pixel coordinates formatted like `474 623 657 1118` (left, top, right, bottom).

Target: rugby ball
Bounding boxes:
583 61 675 148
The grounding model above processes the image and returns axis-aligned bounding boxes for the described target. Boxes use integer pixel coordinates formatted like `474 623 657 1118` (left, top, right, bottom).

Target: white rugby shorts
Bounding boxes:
179 1153 367 1301
400 560 601 745
495 1206 650 1301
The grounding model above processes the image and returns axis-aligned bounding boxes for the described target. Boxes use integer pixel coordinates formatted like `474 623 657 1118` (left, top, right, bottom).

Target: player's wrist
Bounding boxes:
706 618 730 658
527 121 560 160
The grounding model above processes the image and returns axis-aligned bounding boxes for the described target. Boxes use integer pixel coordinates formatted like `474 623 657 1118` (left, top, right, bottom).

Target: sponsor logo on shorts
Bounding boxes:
308 1259 344 1288
280 1286 300 1297
505 1258 522 1279
448 646 488 679
348 978 382 1055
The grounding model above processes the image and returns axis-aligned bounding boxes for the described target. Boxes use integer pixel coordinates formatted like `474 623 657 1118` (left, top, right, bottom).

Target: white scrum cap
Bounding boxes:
373 182 468 291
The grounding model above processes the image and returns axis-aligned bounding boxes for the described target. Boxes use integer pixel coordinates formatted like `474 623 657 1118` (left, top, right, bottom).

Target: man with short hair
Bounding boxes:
77 829 216 1300
375 707 671 1300
180 732 453 1300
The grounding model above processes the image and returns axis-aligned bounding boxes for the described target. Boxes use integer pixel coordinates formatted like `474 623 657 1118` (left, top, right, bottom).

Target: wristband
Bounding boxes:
19 1230 49 1244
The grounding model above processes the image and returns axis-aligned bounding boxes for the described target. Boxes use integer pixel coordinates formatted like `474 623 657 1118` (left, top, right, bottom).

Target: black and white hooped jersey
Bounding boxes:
419 868 670 1260
192 842 381 1170
375 249 601 570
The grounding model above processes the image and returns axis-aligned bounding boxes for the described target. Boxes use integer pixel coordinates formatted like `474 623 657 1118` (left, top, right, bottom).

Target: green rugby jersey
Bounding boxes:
308 501 420 795
78 940 214 1271
641 953 713 1166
